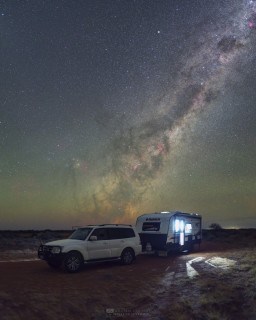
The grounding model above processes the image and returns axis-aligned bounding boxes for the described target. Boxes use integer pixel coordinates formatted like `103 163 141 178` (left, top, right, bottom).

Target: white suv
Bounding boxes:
38 224 142 272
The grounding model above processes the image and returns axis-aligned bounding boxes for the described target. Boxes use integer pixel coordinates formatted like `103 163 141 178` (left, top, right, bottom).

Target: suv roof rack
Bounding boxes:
98 224 133 227
76 224 133 227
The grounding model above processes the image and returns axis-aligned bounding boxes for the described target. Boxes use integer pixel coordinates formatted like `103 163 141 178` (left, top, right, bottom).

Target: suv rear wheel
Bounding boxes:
121 248 135 265
63 251 83 273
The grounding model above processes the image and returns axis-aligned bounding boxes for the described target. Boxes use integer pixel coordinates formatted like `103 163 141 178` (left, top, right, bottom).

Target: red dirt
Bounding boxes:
0 240 239 320
0 231 256 320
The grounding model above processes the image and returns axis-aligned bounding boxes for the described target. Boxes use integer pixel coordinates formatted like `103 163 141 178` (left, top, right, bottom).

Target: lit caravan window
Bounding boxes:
142 222 160 231
185 223 192 234
175 220 180 232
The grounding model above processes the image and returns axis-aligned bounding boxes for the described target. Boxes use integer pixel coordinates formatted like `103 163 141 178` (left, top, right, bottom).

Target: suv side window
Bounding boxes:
91 228 108 240
122 228 135 238
107 228 135 239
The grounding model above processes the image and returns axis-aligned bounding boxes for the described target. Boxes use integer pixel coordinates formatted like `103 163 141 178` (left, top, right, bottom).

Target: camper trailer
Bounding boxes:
136 211 202 255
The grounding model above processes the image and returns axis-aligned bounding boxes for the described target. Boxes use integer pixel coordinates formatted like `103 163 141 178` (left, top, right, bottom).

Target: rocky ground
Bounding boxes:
0 229 256 319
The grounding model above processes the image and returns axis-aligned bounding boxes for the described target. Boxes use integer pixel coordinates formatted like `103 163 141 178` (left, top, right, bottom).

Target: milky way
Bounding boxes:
0 0 256 229
84 0 256 226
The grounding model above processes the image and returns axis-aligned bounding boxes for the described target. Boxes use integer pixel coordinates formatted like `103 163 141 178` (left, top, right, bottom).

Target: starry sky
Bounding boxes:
1 0 256 230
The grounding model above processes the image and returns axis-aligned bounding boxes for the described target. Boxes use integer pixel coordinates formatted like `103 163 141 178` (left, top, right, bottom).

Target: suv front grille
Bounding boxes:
40 245 53 252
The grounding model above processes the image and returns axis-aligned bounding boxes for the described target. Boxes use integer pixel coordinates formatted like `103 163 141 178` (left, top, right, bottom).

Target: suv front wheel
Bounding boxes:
63 251 83 273
121 248 135 265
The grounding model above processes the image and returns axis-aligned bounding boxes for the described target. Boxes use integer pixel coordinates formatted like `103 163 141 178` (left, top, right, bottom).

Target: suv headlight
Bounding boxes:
51 246 61 254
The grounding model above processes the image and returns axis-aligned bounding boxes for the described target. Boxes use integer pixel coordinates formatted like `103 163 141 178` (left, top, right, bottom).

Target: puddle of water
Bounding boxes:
186 263 199 279
187 257 205 264
205 257 236 269
185 257 205 278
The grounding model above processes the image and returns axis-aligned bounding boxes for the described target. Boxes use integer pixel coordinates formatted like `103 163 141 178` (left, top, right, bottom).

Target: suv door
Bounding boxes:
107 228 136 257
87 228 111 260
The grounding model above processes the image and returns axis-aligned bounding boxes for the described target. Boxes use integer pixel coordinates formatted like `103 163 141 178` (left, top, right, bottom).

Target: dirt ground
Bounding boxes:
1 230 256 320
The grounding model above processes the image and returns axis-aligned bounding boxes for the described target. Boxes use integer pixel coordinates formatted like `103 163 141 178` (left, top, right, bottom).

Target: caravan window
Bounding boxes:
185 223 192 234
142 222 160 231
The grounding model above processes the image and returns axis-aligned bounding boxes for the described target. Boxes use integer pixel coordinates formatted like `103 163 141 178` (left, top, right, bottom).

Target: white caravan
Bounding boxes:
136 211 202 255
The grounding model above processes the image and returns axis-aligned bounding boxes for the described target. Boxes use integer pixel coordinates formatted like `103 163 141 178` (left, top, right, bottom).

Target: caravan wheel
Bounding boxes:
181 244 194 254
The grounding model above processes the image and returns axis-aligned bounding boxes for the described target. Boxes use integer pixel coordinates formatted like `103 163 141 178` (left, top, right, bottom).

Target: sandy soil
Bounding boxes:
0 252 207 320
0 231 256 320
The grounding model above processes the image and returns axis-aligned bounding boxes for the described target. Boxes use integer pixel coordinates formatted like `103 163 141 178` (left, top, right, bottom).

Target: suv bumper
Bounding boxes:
38 245 66 264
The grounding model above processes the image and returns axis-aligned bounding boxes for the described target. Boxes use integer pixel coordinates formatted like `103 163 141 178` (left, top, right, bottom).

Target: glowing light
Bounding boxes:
185 223 192 233
180 232 184 245
175 219 180 232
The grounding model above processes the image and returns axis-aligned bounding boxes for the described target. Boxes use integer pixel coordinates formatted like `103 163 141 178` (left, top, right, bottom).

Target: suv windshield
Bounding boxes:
69 228 92 240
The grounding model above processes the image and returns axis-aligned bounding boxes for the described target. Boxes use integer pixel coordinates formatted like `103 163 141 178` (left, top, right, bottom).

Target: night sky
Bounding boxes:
1 0 256 230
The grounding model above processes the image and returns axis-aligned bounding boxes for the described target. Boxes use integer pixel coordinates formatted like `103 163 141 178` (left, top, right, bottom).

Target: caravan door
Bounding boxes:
179 220 185 246
174 218 185 246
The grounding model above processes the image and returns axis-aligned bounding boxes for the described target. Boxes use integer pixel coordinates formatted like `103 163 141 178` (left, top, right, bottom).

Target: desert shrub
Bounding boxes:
209 223 222 230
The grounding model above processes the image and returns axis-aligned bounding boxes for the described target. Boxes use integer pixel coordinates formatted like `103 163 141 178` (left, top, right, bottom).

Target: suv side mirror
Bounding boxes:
89 235 97 241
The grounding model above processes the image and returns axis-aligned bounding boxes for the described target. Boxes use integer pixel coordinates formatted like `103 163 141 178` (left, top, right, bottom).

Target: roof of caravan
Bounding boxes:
137 211 201 220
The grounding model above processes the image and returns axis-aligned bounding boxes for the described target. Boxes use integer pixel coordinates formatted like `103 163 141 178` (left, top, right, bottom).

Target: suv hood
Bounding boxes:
45 239 84 246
